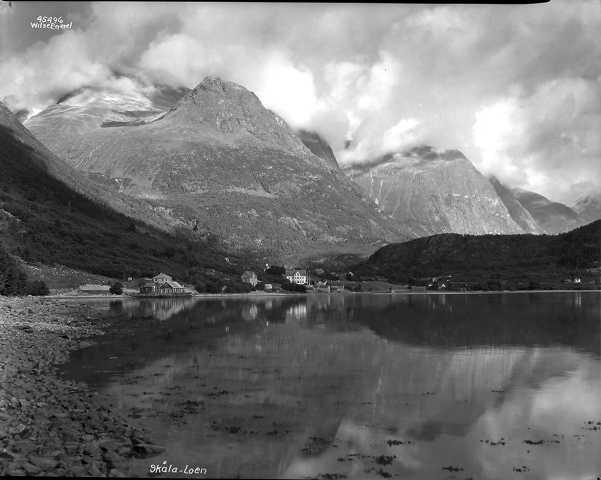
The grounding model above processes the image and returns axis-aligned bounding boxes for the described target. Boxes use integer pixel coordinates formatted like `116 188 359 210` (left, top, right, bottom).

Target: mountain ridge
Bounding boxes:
0 104 252 291
511 187 582 234
347 145 524 237
573 192 601 224
26 77 402 261
489 176 543 234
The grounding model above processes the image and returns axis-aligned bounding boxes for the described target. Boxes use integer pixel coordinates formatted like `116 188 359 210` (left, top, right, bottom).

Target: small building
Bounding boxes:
157 280 186 295
139 273 187 296
139 280 156 294
241 270 258 287
285 268 309 285
78 284 111 295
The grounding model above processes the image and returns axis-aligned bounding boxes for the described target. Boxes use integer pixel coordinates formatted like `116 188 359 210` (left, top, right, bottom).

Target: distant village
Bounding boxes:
74 263 590 298
76 266 351 297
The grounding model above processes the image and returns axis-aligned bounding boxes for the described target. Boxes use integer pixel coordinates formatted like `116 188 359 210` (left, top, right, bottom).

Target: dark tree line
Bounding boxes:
0 245 48 296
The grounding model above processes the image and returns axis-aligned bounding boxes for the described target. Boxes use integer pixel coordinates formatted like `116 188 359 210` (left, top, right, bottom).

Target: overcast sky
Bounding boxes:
1 1 600 204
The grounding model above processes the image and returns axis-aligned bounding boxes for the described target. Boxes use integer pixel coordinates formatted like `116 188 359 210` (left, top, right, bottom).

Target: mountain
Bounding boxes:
296 130 339 170
347 145 524 238
355 220 601 289
489 177 542 234
573 192 601 224
0 101 248 291
511 188 582 234
26 77 400 261
0 101 174 233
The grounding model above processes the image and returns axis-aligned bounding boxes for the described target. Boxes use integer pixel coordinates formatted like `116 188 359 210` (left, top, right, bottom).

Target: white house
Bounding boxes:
285 268 308 285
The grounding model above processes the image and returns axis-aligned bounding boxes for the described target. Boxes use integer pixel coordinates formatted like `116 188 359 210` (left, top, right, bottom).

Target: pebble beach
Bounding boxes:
0 297 163 477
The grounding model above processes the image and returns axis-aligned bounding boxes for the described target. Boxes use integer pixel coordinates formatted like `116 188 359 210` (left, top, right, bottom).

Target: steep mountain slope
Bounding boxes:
0 102 173 233
573 192 601 224
347 146 524 237
489 177 542 234
0 102 246 288
296 130 339 170
355 220 601 289
26 77 399 260
511 188 582 234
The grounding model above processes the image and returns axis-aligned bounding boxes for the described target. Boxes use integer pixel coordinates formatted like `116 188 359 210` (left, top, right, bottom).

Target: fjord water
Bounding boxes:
62 293 601 479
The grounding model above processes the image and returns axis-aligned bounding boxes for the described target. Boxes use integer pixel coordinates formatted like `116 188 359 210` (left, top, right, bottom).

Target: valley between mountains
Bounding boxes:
1 75 599 292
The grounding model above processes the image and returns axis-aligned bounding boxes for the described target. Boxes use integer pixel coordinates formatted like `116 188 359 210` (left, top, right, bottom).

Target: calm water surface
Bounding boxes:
61 293 601 480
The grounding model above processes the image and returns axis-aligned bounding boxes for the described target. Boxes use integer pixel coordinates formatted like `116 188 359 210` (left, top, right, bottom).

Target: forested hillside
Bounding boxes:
0 124 254 293
355 221 601 289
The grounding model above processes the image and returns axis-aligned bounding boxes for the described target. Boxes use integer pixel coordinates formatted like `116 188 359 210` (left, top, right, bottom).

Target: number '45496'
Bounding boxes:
36 16 63 23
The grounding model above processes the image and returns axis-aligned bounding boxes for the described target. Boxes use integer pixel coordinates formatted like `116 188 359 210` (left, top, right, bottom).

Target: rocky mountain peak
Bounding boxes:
348 144 524 237
404 145 466 162
573 191 601 223
174 76 261 112
194 75 245 93
24 76 395 258
165 76 312 157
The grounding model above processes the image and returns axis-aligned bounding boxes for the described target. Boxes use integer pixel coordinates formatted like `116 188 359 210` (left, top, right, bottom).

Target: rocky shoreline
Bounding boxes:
0 297 163 477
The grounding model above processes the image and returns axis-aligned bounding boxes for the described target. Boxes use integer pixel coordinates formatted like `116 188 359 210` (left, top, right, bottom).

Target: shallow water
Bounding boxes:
61 293 601 479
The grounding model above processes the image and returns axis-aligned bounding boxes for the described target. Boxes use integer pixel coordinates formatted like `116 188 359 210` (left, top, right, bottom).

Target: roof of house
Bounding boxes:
79 284 110 291
286 268 307 275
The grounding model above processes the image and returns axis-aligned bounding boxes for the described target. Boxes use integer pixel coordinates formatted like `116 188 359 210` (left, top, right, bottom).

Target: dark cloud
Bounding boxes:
0 1 599 203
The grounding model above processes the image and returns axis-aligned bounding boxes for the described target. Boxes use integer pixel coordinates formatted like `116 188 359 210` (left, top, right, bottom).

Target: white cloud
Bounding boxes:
1 1 600 202
251 53 319 128
381 118 421 153
472 76 601 202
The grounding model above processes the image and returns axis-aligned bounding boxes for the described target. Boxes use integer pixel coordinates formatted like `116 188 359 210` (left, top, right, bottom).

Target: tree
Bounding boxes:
0 248 28 296
281 281 306 293
26 280 49 296
265 265 285 275
109 282 123 295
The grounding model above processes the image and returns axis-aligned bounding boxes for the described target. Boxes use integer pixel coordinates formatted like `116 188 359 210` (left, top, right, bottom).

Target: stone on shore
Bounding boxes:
0 296 160 477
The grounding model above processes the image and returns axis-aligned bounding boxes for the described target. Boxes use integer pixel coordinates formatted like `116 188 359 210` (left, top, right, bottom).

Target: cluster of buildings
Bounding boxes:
238 266 349 292
77 273 189 297
240 266 310 291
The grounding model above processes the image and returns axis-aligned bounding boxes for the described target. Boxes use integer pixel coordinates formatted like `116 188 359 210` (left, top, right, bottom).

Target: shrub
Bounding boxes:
281 281 306 293
265 265 285 275
26 280 49 296
109 282 123 295
194 279 222 293
0 248 28 296
222 280 253 293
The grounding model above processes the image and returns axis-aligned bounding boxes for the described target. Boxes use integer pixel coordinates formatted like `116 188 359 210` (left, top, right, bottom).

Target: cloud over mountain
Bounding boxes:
1 1 599 203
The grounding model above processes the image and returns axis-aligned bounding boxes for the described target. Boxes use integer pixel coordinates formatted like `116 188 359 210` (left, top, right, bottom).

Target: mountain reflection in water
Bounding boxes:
62 293 601 479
